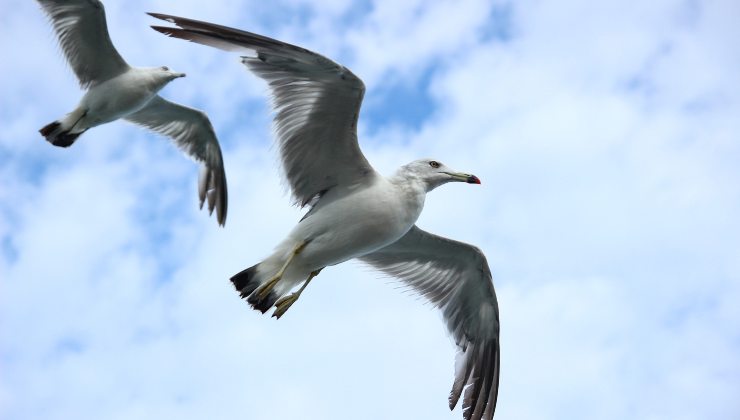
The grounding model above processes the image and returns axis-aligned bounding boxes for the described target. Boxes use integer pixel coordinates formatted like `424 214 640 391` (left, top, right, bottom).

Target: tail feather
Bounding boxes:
247 290 279 313
230 263 280 314
39 121 61 137
39 120 85 148
231 264 260 298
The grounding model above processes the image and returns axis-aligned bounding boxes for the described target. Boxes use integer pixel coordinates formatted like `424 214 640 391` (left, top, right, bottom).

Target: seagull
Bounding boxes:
36 0 228 226
150 13 501 420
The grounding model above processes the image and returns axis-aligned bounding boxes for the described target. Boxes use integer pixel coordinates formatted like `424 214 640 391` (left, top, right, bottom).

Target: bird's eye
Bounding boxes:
429 161 440 168
161 66 169 71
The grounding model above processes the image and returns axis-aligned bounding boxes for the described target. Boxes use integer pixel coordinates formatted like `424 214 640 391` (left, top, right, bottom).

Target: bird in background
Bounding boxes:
36 0 228 226
151 13 501 420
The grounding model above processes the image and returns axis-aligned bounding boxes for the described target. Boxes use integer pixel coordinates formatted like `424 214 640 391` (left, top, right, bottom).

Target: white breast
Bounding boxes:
289 177 426 268
79 69 160 125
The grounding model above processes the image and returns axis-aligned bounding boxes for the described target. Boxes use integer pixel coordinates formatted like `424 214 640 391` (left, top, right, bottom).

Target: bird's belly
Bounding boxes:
293 193 421 269
80 77 155 126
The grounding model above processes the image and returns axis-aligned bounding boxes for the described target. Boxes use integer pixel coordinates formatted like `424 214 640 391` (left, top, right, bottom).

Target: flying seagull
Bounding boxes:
36 0 228 226
150 13 500 420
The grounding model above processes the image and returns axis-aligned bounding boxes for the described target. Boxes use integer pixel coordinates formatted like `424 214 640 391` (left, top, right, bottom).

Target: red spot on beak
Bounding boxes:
467 175 481 184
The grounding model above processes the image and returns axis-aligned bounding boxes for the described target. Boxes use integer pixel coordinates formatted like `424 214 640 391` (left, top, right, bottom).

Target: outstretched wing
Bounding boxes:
360 226 500 420
37 0 129 87
125 96 228 226
149 13 377 207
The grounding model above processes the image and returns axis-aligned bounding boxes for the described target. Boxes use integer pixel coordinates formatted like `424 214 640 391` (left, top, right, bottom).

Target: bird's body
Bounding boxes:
291 175 424 268
37 0 228 225
253 169 427 300
43 66 183 144
77 67 177 126
151 13 500 420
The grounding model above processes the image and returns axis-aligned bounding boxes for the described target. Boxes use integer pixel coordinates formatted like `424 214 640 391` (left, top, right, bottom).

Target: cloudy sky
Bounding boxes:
1 0 739 419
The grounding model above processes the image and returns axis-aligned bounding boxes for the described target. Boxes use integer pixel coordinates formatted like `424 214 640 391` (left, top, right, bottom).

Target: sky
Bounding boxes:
1 0 739 419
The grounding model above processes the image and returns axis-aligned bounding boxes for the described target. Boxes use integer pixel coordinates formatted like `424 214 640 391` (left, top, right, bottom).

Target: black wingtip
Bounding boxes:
150 25 174 36
217 174 228 227
147 12 175 22
217 204 227 227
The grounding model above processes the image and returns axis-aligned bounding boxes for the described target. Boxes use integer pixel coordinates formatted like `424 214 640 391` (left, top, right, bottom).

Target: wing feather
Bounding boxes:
149 13 377 207
37 0 129 87
360 226 500 420
125 96 228 226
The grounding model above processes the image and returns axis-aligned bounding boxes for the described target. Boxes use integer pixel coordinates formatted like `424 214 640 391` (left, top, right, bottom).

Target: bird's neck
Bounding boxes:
388 174 427 219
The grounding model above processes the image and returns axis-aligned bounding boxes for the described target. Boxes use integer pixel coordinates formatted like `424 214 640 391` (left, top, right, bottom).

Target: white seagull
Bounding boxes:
151 13 501 420
36 0 227 225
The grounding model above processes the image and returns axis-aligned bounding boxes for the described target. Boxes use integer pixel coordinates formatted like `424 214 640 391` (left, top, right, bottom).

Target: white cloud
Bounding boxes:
2 0 739 419
344 0 496 87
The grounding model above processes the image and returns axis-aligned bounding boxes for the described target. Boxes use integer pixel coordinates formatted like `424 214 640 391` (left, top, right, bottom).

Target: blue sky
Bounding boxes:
1 0 739 419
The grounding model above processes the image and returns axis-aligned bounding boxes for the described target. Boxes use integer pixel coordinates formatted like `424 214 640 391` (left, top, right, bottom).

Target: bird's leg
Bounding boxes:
255 241 309 300
68 109 88 132
272 268 323 319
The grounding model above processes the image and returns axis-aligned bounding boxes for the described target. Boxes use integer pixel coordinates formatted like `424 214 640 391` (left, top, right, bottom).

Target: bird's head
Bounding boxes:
158 65 186 80
400 159 481 192
148 65 186 89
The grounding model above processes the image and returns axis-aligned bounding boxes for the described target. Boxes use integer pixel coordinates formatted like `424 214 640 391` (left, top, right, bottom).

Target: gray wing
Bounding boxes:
360 226 500 420
149 13 377 207
37 0 129 87
125 96 228 226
